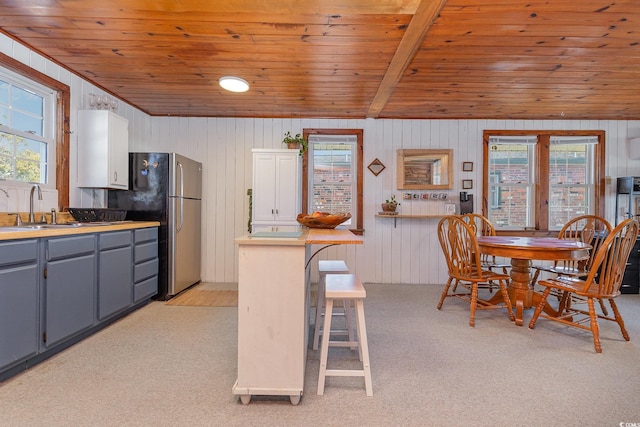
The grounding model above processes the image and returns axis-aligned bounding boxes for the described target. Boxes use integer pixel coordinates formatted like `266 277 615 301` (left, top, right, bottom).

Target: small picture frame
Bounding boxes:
462 162 473 172
367 158 385 176
462 179 473 190
445 203 456 215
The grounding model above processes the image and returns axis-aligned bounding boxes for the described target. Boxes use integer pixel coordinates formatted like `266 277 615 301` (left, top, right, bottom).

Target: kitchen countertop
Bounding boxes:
0 221 161 241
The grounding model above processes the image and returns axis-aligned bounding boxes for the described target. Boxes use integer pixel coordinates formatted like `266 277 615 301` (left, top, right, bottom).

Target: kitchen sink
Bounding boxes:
0 224 78 232
0 222 131 232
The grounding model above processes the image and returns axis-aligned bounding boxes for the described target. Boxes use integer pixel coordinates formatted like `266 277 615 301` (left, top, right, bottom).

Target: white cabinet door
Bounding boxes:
77 110 129 189
274 153 299 221
252 152 278 222
107 113 128 188
252 149 300 230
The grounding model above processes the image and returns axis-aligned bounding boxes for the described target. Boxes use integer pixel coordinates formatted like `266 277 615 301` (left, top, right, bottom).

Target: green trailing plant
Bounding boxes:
385 195 400 206
282 131 308 156
381 194 400 213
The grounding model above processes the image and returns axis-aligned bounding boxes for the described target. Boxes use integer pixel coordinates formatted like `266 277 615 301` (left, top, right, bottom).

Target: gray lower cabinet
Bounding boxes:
98 231 133 320
0 225 159 382
134 227 159 302
0 239 39 372
42 234 96 349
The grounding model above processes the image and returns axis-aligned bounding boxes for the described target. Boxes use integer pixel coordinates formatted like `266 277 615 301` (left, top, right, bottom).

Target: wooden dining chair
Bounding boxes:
461 213 510 275
437 215 515 327
528 218 638 353
530 214 613 314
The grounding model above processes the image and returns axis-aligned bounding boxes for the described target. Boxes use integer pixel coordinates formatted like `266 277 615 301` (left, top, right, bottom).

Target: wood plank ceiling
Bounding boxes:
0 0 638 120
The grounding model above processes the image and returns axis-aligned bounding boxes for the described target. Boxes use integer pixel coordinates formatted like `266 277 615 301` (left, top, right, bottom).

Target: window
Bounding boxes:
0 52 70 209
548 136 598 228
307 135 356 226
489 171 501 209
483 130 605 232
302 129 363 234
0 67 56 186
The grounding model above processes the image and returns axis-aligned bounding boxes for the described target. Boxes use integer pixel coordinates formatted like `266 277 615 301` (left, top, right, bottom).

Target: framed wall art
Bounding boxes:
462 162 473 172
367 158 385 176
462 179 473 190
396 149 453 190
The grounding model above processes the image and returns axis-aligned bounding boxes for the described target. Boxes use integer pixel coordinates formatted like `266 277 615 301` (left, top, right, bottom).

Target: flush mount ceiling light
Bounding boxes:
219 76 249 92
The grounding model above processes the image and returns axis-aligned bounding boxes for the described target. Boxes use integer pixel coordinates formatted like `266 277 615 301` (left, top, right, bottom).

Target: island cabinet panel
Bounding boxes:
0 239 39 372
233 240 310 403
133 227 159 302
98 231 133 320
42 235 96 350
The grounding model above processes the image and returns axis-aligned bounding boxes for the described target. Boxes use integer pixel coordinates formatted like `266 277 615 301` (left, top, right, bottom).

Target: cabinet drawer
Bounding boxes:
46 235 95 261
135 241 157 264
134 276 157 302
134 258 159 283
98 230 132 250
0 239 37 267
135 227 158 244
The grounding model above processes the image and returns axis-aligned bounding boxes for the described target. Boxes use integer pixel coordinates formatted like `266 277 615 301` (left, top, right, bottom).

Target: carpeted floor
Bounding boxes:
1 283 639 426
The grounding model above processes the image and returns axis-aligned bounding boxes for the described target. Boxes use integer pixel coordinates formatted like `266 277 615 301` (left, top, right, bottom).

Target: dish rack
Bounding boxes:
68 208 127 222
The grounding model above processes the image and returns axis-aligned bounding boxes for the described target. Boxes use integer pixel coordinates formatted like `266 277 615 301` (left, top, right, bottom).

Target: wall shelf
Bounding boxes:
375 214 443 228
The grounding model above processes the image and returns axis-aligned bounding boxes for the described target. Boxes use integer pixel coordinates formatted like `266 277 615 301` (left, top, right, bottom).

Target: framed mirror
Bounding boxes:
397 149 453 190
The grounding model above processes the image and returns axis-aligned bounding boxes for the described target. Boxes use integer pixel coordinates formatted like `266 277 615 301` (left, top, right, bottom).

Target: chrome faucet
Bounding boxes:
29 184 43 223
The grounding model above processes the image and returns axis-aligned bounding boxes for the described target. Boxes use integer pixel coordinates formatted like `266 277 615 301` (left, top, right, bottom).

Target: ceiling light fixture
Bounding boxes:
219 76 249 92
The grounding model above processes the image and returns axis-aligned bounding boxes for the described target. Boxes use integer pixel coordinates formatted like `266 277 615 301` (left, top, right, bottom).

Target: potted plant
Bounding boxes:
282 131 308 156
381 195 400 213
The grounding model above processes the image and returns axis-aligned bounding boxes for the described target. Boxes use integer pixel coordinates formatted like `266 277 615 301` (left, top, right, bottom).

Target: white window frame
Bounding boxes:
547 136 597 229
0 66 56 188
487 136 537 230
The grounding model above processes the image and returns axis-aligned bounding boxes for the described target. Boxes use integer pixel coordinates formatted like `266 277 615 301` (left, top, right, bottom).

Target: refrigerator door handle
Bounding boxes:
177 161 184 232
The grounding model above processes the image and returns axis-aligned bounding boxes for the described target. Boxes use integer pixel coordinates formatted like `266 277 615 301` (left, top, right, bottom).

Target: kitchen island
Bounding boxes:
233 228 362 405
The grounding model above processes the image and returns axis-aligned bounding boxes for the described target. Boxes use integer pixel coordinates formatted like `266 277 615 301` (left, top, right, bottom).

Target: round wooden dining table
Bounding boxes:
477 236 591 326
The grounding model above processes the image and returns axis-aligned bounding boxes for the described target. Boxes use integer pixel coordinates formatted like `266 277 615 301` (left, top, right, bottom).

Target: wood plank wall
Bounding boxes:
148 116 640 286
3 33 640 286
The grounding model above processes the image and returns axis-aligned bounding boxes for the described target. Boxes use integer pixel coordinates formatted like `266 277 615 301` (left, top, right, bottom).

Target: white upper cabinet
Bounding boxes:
77 110 129 189
251 149 300 231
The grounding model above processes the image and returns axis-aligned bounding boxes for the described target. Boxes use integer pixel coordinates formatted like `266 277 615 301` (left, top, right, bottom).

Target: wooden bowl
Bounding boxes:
296 212 351 229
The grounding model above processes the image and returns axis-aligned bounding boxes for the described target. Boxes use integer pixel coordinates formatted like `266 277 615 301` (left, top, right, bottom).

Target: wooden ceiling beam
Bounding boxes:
367 0 448 118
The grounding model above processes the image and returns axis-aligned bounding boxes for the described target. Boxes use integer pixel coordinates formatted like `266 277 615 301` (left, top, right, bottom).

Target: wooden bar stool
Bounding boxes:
313 260 352 351
317 274 372 397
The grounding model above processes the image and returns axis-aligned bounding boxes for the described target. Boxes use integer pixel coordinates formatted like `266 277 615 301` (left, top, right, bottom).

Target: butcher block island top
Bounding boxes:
235 227 362 246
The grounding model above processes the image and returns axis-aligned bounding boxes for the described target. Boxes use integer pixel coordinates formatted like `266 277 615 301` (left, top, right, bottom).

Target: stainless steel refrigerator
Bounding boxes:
108 152 202 300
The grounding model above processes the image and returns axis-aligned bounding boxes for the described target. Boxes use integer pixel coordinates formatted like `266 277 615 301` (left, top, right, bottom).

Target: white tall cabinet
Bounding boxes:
251 149 300 231
77 110 129 189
